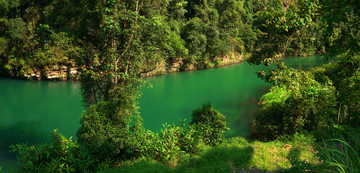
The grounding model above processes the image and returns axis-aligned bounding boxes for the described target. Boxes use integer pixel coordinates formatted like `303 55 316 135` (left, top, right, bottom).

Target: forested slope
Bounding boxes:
0 0 322 79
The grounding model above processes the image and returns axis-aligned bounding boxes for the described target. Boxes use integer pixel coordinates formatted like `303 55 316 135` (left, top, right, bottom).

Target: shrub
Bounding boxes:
11 130 98 172
77 101 145 163
138 103 229 166
255 65 337 140
190 103 228 146
139 122 201 167
320 56 360 126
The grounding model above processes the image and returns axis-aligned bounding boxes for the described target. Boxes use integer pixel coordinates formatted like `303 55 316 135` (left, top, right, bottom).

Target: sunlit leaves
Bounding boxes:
255 65 337 139
249 0 321 65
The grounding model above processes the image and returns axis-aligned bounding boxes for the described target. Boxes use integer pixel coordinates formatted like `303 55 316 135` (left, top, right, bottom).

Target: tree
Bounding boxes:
252 0 360 138
76 0 175 164
0 0 81 79
249 0 320 65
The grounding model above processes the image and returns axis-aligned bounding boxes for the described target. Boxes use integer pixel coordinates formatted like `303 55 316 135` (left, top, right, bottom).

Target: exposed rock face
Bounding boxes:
4 52 246 80
23 65 79 80
143 52 246 76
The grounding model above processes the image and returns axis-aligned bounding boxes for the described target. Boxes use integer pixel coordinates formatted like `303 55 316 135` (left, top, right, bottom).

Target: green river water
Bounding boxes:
0 55 329 171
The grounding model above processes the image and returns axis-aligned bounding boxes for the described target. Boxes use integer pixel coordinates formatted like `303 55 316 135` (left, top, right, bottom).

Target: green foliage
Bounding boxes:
90 130 326 172
6 18 26 40
317 126 360 173
181 0 257 68
319 55 360 126
10 0 360 172
137 105 229 167
317 0 360 128
321 0 360 57
77 101 144 163
77 103 226 168
191 103 228 146
0 0 82 78
255 64 337 139
11 130 98 173
249 0 321 65
176 146 253 173
250 0 360 143
0 37 7 55
139 123 200 167
0 0 327 77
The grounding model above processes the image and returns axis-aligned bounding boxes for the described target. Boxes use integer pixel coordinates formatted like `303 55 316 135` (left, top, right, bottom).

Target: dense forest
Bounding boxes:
1 0 360 172
0 0 324 80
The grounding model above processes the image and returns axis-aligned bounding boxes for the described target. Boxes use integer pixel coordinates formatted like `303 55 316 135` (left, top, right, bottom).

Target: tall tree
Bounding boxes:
76 0 174 162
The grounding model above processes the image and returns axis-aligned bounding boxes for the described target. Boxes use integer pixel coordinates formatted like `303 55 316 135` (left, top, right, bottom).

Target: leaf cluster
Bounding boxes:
255 64 337 140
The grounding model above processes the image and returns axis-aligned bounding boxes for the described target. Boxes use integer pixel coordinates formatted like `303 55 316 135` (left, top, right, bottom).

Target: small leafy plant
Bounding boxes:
191 103 228 146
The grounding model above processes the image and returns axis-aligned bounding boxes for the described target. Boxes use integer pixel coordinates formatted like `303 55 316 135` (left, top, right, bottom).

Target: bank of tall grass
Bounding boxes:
316 126 360 173
100 126 360 173
101 134 318 172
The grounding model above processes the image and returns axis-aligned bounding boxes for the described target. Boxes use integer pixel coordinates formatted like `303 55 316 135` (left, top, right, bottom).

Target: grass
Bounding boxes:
317 127 360 173
101 133 320 172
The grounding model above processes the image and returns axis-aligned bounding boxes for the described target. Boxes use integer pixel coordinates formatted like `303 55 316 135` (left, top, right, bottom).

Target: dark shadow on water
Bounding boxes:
0 121 51 172
225 85 271 137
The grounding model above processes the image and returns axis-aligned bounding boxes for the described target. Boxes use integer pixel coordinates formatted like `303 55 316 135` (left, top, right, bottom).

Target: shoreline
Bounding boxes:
0 52 247 81
0 53 324 81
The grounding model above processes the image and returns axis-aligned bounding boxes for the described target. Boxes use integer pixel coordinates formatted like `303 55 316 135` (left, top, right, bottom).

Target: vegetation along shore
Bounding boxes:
0 0 359 172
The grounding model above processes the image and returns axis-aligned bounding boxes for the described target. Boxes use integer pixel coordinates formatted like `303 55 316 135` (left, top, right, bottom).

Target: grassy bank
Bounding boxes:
100 126 360 173
101 133 319 172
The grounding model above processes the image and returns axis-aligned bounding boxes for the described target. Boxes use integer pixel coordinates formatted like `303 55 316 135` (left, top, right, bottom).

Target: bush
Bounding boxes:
11 130 98 172
255 65 337 140
77 101 145 163
139 122 202 167
139 103 228 166
190 103 228 146
320 56 360 126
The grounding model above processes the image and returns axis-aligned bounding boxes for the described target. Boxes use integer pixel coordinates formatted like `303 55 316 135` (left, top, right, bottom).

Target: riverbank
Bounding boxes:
142 52 247 77
101 126 360 173
0 52 247 80
101 133 321 172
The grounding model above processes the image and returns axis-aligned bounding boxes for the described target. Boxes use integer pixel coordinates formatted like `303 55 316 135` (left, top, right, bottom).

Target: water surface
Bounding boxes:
0 55 329 171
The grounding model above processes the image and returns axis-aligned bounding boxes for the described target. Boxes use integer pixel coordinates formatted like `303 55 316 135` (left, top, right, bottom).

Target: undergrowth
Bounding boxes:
317 126 360 173
103 133 320 172
102 127 360 172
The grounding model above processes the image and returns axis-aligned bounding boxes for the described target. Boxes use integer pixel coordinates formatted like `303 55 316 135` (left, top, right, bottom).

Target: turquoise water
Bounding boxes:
0 80 83 171
140 62 269 136
0 55 329 171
